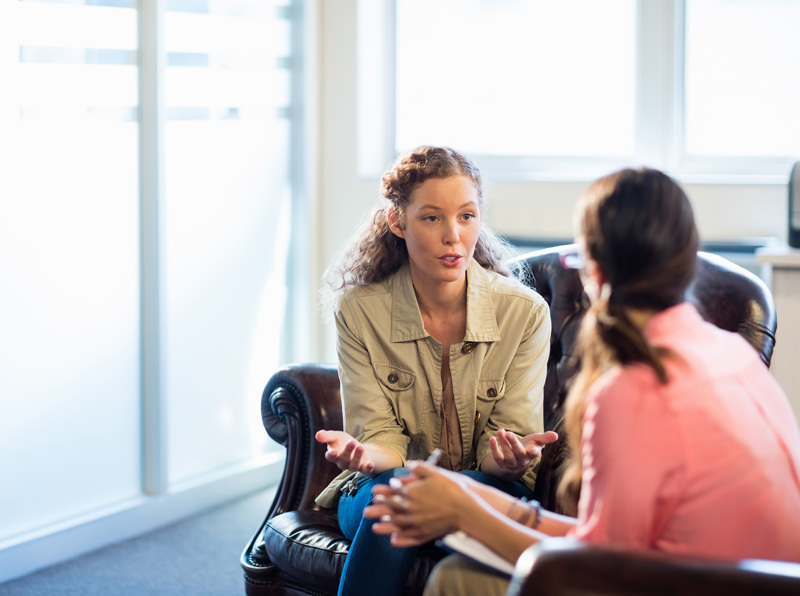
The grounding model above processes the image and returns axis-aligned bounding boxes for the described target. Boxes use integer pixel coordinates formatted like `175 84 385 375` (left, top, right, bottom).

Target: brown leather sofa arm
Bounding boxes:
260 363 343 516
241 363 345 591
242 363 446 595
507 538 800 596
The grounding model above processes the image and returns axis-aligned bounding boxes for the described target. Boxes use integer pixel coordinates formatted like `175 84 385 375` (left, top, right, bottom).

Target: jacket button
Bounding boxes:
487 388 497 398
387 373 399 384
461 342 475 354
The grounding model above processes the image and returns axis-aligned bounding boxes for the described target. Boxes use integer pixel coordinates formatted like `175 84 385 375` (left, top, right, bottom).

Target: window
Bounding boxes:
396 0 636 159
1 0 142 542
363 0 800 182
161 0 292 487
0 0 299 579
683 0 800 159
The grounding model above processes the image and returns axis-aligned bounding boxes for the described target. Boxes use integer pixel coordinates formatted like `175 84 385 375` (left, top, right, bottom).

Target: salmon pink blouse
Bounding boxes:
570 303 800 562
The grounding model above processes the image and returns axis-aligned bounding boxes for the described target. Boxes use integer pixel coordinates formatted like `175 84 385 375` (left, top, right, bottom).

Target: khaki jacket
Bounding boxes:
316 259 551 507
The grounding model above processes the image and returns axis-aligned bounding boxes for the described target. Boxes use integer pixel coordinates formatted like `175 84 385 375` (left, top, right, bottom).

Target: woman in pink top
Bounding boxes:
365 167 800 596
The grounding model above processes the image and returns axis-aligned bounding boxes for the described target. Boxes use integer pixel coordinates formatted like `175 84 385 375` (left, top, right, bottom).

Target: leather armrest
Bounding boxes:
507 538 800 596
261 363 344 515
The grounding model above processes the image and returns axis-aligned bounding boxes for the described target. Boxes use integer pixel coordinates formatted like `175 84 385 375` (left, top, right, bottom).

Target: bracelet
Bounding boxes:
508 497 542 529
527 498 542 530
507 499 527 523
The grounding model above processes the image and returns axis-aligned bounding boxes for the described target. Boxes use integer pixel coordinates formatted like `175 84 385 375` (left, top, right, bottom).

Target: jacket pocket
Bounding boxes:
474 378 506 431
373 362 416 391
476 378 506 402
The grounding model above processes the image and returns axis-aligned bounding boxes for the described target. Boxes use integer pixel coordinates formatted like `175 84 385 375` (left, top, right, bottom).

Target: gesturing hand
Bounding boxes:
315 429 376 475
489 429 559 474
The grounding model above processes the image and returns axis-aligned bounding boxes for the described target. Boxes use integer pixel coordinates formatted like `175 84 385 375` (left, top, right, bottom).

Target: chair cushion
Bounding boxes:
264 510 349 591
264 509 447 594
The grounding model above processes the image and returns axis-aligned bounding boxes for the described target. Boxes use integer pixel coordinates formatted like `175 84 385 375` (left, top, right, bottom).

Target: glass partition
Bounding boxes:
163 0 291 486
0 0 141 540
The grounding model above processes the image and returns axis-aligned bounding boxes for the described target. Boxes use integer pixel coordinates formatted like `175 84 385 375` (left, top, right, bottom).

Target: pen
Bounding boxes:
388 449 443 489
425 448 443 466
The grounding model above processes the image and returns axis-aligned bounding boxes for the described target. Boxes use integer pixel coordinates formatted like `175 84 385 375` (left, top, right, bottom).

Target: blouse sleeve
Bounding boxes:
569 368 685 548
335 299 410 460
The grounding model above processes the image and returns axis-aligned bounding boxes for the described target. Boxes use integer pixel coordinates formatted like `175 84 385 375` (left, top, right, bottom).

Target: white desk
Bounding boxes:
756 245 800 426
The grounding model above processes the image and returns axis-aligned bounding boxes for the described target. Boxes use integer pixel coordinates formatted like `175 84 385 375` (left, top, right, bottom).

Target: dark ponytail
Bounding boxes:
558 167 699 511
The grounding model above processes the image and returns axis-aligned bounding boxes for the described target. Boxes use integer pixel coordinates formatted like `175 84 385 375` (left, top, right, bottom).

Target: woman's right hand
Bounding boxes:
366 461 474 546
315 429 376 475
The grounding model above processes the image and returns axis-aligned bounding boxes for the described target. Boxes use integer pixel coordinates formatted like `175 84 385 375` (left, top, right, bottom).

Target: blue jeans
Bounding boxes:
336 468 534 596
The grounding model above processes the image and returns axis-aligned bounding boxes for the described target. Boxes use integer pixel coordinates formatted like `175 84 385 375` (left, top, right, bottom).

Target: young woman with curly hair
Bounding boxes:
314 145 556 596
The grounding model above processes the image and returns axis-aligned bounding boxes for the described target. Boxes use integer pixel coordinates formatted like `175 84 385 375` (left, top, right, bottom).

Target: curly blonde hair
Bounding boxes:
320 145 520 317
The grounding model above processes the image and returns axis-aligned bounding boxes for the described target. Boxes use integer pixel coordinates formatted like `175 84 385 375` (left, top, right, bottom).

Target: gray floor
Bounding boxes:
0 487 275 596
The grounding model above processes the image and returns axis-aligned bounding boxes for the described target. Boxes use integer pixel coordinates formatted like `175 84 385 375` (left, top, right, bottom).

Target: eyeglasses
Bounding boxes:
558 245 584 270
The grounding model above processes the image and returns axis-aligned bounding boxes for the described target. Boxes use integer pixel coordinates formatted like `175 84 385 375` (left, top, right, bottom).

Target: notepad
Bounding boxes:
437 530 515 577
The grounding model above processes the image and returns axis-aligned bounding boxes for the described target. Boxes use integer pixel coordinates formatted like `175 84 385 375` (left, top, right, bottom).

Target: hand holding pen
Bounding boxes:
366 448 472 546
388 448 443 489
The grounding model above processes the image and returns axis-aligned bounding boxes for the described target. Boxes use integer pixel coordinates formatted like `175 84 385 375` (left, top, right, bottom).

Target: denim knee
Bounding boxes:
337 468 407 539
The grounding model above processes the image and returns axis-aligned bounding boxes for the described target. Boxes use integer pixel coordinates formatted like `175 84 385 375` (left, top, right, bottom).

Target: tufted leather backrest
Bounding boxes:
516 246 777 512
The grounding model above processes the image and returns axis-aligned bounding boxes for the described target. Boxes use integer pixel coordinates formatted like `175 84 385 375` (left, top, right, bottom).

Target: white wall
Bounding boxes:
310 0 788 363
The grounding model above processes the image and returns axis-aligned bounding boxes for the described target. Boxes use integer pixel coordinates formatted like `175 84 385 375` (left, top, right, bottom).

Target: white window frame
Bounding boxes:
358 0 795 185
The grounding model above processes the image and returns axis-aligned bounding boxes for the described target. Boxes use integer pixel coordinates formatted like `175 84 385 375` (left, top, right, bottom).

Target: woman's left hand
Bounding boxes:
489 429 559 474
364 462 474 547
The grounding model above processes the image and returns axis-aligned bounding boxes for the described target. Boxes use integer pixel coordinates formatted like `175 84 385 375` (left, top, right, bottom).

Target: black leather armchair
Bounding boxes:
241 246 779 596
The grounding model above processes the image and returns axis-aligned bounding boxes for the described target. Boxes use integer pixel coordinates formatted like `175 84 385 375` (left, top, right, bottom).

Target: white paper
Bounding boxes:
438 531 515 577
